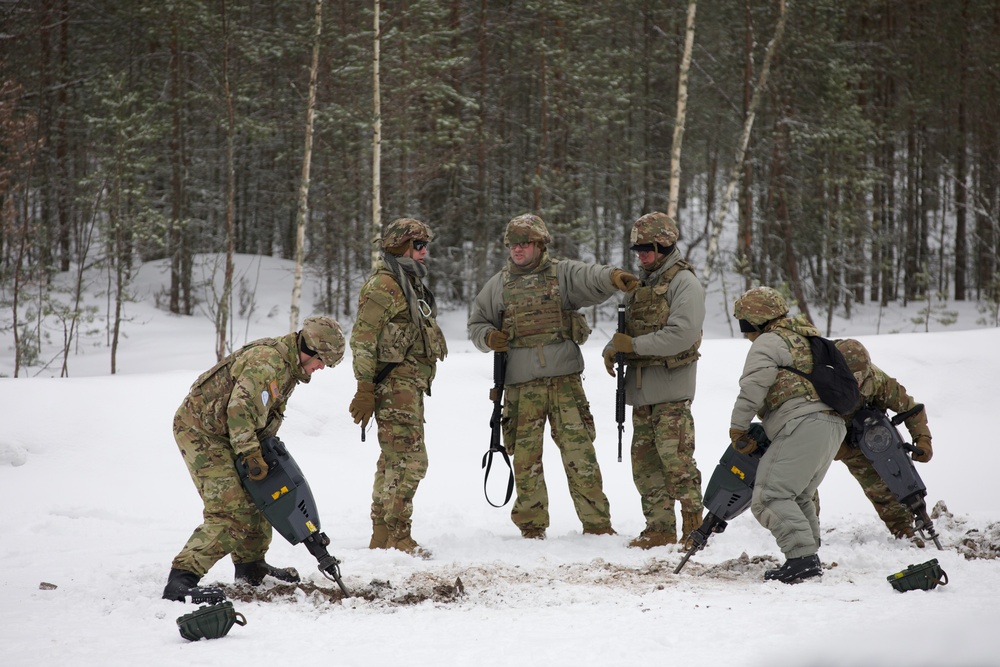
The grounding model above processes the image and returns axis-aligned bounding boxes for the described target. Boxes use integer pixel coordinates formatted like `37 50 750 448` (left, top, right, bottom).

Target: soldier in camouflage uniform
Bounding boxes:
600 213 705 550
730 287 846 584
163 316 346 603
468 214 639 539
349 218 447 558
831 338 933 545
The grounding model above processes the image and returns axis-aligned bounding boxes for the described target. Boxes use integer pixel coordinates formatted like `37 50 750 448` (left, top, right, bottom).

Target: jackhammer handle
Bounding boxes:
891 403 924 426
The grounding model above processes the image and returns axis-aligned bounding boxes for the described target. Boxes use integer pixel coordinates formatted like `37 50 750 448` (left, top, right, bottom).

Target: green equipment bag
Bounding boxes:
886 558 949 592
176 601 247 641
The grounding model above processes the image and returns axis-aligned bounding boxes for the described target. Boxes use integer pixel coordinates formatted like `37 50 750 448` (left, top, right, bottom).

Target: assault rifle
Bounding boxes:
615 302 627 462
482 310 514 507
851 403 943 550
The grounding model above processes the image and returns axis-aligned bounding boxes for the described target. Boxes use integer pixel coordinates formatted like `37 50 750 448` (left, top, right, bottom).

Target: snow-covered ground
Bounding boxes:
1 254 997 666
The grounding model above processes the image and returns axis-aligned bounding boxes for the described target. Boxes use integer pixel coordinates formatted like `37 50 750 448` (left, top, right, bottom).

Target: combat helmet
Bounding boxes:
835 338 872 383
630 212 678 250
382 218 433 253
503 214 551 247
733 286 789 330
300 316 346 367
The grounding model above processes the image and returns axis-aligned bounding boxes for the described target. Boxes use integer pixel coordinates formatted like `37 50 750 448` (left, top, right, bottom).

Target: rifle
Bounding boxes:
615 302 627 462
482 311 514 507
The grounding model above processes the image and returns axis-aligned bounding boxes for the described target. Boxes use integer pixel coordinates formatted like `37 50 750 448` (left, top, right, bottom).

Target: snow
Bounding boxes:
1 254 998 667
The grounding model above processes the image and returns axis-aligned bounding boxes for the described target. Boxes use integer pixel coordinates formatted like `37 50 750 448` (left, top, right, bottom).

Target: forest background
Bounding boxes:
2 0 1000 377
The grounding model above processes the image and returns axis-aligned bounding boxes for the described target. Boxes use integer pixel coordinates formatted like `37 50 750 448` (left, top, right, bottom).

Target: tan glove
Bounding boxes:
602 347 617 377
244 450 269 481
349 381 376 428
730 428 758 455
485 329 510 352
912 435 933 463
611 269 640 292
612 332 634 354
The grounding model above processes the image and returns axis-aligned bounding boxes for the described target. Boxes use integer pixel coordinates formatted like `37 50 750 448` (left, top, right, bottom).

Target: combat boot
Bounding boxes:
387 532 432 559
369 522 389 549
628 527 676 549
681 510 703 549
583 525 616 536
520 526 546 540
162 568 226 604
234 560 301 586
763 554 822 584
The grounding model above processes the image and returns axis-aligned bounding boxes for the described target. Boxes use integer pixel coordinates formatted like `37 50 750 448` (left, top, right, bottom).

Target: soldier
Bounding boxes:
163 316 346 603
349 217 448 558
601 212 705 550
833 338 933 545
730 287 846 584
468 213 639 539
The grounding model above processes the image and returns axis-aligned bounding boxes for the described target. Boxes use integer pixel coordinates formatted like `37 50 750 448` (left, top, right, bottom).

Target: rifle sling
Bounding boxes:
482 444 514 508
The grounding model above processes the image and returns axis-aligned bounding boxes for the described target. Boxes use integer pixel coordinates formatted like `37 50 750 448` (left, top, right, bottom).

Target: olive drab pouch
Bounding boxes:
176 601 247 641
568 311 592 345
886 559 948 592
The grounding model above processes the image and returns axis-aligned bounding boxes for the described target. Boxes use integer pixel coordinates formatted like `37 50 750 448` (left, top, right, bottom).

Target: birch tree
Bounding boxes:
290 0 323 332
668 0 697 222
701 0 788 289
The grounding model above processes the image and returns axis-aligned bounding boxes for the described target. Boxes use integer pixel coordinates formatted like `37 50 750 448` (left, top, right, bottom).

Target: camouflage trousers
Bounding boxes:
170 407 272 577
502 374 612 533
630 400 704 534
370 376 428 539
837 443 914 537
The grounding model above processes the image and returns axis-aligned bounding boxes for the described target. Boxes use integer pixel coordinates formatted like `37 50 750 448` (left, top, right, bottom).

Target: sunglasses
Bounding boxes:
412 240 429 251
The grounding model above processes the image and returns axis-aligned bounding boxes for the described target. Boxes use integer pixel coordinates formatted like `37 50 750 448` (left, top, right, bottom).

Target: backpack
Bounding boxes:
779 336 861 416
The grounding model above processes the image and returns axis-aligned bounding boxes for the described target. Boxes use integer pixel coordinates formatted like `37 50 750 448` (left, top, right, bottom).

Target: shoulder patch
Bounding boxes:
268 379 280 398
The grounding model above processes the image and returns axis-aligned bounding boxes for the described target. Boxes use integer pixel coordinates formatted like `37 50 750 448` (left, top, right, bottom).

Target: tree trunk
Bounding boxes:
667 0 696 223
217 0 236 362
290 0 323 332
703 0 788 288
370 0 382 268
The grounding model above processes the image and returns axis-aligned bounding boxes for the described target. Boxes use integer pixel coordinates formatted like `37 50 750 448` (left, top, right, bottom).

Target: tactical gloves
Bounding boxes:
602 347 616 377
485 329 510 352
244 450 269 481
611 269 640 292
730 427 758 455
612 332 634 354
912 435 933 463
349 381 376 428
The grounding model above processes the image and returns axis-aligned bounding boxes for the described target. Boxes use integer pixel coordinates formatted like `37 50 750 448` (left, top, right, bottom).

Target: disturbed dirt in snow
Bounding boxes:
219 553 786 607
214 501 1000 608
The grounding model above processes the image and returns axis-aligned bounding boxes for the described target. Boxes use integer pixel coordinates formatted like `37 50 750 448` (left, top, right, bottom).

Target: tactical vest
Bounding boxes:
762 322 820 413
501 259 590 348
190 337 294 401
371 266 447 370
624 259 701 369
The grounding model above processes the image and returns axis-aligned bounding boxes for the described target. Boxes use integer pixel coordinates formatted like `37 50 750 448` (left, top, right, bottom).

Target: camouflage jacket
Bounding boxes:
602 248 705 407
176 333 308 457
468 251 618 386
837 363 931 459
730 315 834 439
351 256 447 393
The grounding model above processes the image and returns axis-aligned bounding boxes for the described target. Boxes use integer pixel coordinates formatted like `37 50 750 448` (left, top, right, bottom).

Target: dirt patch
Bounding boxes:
221 573 467 606
931 501 1000 560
